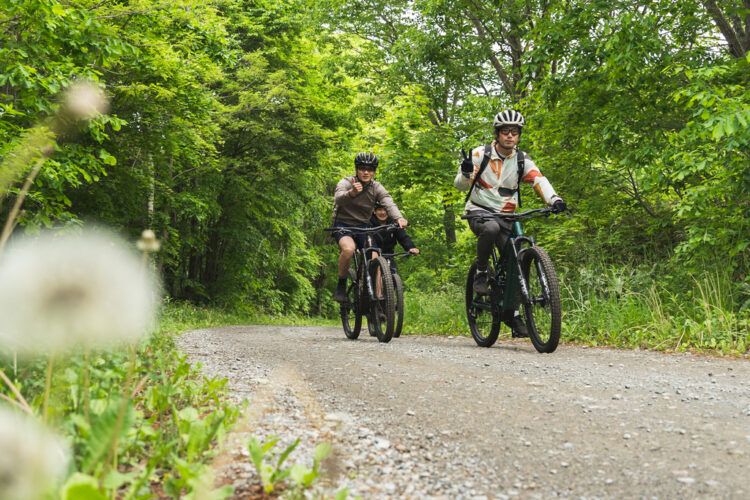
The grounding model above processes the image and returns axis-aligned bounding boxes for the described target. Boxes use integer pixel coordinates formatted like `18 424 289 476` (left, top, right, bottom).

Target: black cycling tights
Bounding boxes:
468 217 512 271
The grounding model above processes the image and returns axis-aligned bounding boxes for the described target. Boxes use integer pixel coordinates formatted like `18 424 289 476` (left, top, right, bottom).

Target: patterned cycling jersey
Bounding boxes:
454 141 560 213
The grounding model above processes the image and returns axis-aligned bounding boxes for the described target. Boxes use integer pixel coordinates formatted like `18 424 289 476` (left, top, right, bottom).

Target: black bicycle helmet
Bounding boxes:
354 152 379 168
373 200 384 210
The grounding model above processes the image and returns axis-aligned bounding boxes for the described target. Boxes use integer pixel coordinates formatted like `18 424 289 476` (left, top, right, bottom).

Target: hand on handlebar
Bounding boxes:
409 248 420 255
551 199 567 213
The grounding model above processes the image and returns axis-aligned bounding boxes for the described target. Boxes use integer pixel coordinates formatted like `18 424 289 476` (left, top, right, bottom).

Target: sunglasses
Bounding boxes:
357 165 376 172
498 127 521 136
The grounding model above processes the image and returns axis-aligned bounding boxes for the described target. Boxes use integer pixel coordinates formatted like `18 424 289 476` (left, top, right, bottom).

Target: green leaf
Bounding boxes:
276 438 299 468
102 469 139 490
61 473 108 500
289 463 311 484
81 399 135 473
314 442 332 462
724 116 736 136
335 488 350 500
247 437 265 472
178 406 200 423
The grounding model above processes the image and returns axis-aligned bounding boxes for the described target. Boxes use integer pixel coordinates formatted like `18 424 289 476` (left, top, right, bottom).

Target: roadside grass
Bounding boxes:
0 302 246 499
1 302 347 499
557 266 748 355
347 265 749 356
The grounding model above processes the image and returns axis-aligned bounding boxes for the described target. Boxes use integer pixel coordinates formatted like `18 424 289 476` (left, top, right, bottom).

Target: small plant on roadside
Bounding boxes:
248 436 336 497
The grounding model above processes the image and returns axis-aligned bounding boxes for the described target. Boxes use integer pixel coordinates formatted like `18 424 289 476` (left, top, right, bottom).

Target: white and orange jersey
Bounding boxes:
454 141 560 213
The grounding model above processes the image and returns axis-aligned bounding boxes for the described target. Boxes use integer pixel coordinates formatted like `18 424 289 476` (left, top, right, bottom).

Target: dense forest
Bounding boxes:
1 0 748 348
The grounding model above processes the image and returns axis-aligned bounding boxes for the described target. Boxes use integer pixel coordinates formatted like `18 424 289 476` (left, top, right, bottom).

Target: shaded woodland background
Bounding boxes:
1 0 747 347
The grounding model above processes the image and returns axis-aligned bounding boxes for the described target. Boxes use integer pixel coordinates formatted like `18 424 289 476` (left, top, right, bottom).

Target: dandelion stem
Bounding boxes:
100 346 137 488
83 351 90 425
0 155 46 253
42 354 55 423
0 369 33 415
0 393 29 412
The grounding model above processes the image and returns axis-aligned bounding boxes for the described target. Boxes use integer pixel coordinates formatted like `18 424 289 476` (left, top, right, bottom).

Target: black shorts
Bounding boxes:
332 222 368 250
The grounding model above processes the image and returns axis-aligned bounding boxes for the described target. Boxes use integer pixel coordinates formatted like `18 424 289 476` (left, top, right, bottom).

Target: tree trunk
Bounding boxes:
443 202 456 249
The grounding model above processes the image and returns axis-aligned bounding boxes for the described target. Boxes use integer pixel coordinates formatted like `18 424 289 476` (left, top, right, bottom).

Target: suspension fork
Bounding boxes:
363 235 377 300
513 233 536 305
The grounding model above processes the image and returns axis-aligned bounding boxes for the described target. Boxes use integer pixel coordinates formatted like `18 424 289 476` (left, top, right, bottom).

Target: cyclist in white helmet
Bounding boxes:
454 109 566 337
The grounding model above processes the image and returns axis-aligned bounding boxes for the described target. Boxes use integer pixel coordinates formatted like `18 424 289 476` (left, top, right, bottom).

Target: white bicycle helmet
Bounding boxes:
493 109 525 129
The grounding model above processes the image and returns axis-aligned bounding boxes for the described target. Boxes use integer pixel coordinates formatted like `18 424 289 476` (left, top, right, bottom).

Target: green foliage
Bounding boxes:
558 263 749 353
2 0 748 351
247 436 334 497
0 303 242 499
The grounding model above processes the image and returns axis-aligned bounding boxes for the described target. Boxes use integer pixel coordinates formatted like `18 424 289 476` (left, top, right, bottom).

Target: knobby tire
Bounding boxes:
340 267 362 339
465 261 501 347
520 246 561 353
393 273 404 338
368 257 396 343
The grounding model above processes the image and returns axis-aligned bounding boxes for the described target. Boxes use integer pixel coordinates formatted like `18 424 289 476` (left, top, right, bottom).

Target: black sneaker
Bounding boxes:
473 269 490 295
333 281 348 302
507 315 529 338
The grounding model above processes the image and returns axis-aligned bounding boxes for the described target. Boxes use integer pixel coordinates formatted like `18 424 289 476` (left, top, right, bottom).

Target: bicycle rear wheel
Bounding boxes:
368 257 395 343
520 246 561 353
393 273 404 338
465 261 501 347
340 268 362 339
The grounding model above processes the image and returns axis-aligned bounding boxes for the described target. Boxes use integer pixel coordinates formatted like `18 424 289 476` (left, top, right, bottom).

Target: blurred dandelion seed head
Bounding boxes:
63 80 108 121
136 229 161 252
0 407 70 500
0 230 160 356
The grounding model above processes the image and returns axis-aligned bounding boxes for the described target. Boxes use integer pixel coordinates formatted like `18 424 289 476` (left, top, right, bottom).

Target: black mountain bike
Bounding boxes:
461 208 562 353
325 224 400 343
378 251 416 338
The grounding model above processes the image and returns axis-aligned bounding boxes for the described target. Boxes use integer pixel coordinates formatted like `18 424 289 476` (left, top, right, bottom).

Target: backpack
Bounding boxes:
464 145 526 208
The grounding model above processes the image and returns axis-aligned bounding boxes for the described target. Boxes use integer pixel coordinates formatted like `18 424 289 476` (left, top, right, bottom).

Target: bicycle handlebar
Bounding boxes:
324 223 402 235
380 251 418 259
460 207 554 221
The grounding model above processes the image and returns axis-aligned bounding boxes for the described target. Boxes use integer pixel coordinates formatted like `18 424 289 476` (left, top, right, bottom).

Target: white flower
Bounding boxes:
63 80 108 121
0 406 70 500
0 229 159 355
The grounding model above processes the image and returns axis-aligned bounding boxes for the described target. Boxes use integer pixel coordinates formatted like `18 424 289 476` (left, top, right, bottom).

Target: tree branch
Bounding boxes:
624 167 658 218
701 0 747 57
464 7 516 99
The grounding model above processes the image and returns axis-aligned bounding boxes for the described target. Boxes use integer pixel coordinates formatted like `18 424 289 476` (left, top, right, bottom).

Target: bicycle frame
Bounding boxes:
462 207 562 352
464 208 552 314
353 234 381 308
327 224 401 307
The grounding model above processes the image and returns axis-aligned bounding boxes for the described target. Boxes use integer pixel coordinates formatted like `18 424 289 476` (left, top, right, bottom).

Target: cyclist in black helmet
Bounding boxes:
455 109 567 337
331 152 408 302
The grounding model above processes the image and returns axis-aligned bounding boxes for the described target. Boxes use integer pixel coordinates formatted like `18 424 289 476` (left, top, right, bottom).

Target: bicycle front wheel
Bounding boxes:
520 246 561 353
393 273 404 338
465 261 501 347
368 257 395 343
341 268 362 339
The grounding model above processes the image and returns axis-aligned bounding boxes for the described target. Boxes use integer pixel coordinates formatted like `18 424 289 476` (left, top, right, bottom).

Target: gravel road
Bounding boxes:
178 326 750 499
